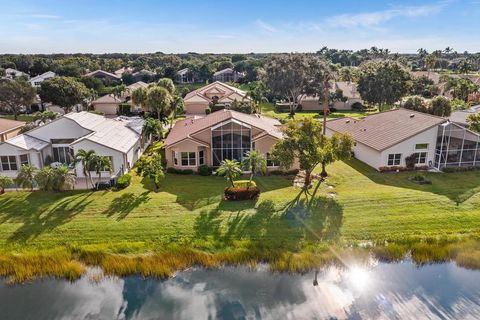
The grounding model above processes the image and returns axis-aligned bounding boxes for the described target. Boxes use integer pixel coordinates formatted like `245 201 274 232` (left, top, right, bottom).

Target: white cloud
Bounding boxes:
255 19 278 33
325 2 448 29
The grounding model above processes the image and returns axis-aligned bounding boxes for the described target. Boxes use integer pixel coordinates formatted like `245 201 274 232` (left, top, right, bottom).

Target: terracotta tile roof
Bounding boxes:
326 108 446 151
184 81 249 102
84 69 121 79
91 94 124 104
165 110 282 147
0 118 25 133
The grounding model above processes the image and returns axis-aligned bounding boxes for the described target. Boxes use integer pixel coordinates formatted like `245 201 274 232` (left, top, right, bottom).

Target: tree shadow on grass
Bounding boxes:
102 191 151 221
4 192 95 243
193 187 344 250
345 158 480 204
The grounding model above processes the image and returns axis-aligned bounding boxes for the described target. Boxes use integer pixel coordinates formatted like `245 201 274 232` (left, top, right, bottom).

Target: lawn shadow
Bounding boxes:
345 158 480 204
3 192 95 243
102 191 151 221
193 187 344 250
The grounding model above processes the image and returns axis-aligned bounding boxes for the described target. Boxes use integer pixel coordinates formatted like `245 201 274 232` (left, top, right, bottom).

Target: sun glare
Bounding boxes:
346 266 371 291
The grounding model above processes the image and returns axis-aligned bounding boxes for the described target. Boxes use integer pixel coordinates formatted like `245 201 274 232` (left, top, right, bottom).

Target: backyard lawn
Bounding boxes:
1 159 480 254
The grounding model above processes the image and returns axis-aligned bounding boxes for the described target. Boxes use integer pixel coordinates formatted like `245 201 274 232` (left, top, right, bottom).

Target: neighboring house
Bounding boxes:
4 68 30 80
183 81 251 115
91 81 149 115
449 105 480 127
299 81 363 111
0 119 25 142
29 71 55 87
0 112 147 182
164 109 294 171
114 67 133 77
325 108 480 171
412 71 441 84
132 69 156 83
212 68 243 83
176 68 196 84
84 70 121 84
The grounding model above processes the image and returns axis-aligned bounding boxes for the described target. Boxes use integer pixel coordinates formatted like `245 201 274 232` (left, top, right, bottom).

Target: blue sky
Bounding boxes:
1 0 479 53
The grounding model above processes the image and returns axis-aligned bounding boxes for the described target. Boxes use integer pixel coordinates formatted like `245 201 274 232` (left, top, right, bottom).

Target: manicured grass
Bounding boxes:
2 160 480 280
0 114 35 122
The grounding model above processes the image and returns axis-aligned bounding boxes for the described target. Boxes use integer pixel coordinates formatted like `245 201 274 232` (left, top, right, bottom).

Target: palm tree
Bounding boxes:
247 81 268 114
242 150 266 187
169 95 184 129
93 156 112 189
35 167 56 192
53 165 76 191
145 86 173 124
216 159 243 188
75 149 96 189
16 164 37 191
0 175 13 194
143 117 163 141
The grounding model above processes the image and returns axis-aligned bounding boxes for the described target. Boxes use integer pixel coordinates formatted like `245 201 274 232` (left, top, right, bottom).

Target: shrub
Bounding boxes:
270 169 300 176
198 165 212 176
409 173 432 185
118 103 131 116
224 186 260 201
205 107 211 115
443 166 480 173
166 167 194 175
211 104 225 112
116 174 131 189
405 154 417 169
233 180 257 188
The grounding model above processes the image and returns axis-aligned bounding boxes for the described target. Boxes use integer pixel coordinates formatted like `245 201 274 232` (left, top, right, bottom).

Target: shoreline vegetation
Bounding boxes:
2 159 480 282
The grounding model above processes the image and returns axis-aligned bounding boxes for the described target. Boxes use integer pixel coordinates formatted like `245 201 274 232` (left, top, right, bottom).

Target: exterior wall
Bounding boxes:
165 139 207 171
185 102 209 114
380 126 439 168
0 143 43 178
28 118 90 141
300 100 321 111
301 98 362 111
333 98 363 111
93 103 119 115
1 127 23 142
71 140 125 178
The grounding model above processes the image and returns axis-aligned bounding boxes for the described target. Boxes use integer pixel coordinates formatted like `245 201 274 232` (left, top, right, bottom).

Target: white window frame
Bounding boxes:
415 143 429 151
19 154 29 167
181 152 197 167
172 151 178 165
387 153 402 166
1 155 18 171
198 150 205 166
266 153 279 167
414 152 428 164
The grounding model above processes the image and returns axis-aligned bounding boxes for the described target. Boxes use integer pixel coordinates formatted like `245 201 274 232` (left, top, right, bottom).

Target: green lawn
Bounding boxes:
2 159 480 254
0 114 35 122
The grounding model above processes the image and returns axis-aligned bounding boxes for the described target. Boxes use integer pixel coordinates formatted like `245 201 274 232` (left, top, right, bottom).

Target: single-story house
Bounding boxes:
164 109 295 171
212 68 243 83
0 111 148 182
4 68 30 80
326 108 480 171
0 118 25 142
175 68 196 84
114 67 133 77
91 81 149 115
411 71 441 84
132 69 156 83
29 71 55 87
299 81 363 111
84 70 121 84
183 81 251 115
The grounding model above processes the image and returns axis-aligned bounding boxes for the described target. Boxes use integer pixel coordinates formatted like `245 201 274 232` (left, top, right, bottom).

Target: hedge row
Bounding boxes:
224 186 260 201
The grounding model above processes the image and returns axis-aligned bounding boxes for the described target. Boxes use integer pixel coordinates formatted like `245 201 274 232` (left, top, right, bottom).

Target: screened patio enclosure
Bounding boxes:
211 120 252 166
435 122 480 169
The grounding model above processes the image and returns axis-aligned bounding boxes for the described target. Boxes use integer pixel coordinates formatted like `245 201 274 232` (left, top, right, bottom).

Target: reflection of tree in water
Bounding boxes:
120 276 158 319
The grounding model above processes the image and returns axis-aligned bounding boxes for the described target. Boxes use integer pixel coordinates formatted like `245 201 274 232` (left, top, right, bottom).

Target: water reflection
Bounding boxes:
1 261 480 319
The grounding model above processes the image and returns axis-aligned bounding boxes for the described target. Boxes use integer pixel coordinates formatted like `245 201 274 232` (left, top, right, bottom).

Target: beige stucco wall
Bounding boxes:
165 139 208 170
185 102 209 114
93 103 119 115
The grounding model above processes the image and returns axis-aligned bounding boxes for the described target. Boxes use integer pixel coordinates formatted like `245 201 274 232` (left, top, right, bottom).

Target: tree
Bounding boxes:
16 164 37 191
242 150 266 187
450 78 478 102
411 76 438 98
357 60 411 111
426 54 437 73
403 96 428 113
157 78 175 95
111 84 126 98
247 81 268 113
136 153 164 192
53 165 76 191
39 77 90 114
75 149 97 189
262 53 329 116
467 113 480 133
145 86 173 124
430 96 451 117
35 167 56 192
272 118 354 189
157 78 183 128
0 79 36 120
92 156 112 189
216 159 243 188
143 117 163 140
0 175 13 194
131 87 147 109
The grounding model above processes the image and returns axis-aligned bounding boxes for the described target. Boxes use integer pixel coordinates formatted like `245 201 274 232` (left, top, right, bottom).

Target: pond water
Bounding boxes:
1 260 480 320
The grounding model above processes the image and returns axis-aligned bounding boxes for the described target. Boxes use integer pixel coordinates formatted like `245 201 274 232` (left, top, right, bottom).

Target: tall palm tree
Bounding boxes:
16 164 37 191
93 156 113 189
145 86 173 124
35 167 56 192
169 95 184 129
75 149 96 189
143 117 163 141
242 150 266 187
216 159 243 188
53 165 76 191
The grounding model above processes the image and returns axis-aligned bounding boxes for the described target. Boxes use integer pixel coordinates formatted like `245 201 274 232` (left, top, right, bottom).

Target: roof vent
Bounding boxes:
410 114 415 118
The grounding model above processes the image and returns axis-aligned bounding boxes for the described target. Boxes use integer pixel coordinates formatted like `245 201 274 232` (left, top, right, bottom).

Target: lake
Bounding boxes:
1 260 479 319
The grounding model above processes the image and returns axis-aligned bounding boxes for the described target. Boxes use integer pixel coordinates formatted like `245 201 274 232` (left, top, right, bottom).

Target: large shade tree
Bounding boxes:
357 60 411 111
272 118 354 189
39 76 90 114
262 53 330 116
136 153 164 192
145 86 173 124
0 79 36 120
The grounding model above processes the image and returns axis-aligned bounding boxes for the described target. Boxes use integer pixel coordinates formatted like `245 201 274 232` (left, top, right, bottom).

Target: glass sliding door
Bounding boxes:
212 121 251 166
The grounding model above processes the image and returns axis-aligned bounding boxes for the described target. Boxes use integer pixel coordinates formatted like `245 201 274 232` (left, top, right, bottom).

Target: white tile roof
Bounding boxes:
6 134 49 151
65 112 144 153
